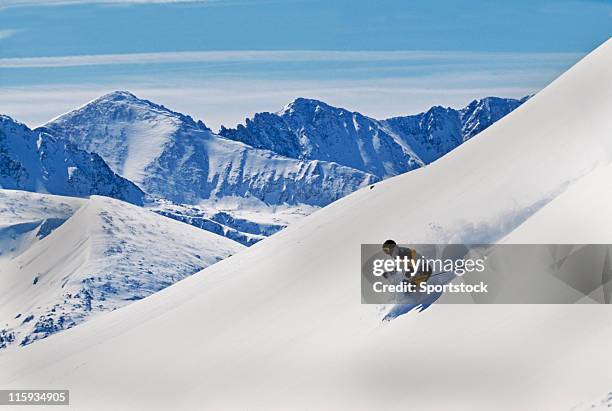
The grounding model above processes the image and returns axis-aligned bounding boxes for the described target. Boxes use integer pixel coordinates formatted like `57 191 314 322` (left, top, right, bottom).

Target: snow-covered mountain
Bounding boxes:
219 96 525 177
383 96 526 164
0 190 243 350
220 98 423 177
40 92 521 207
40 92 377 206
2 38 610 410
0 115 143 204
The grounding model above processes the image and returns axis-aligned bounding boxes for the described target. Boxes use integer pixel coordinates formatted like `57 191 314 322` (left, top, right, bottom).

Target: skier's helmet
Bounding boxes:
382 239 396 255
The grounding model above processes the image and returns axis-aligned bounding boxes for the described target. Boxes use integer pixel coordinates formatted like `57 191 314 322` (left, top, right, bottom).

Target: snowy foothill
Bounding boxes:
0 190 244 351
0 37 611 410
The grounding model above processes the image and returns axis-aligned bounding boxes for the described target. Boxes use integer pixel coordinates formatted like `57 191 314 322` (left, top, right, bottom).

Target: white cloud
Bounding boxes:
0 29 21 40
1 0 205 6
0 0 267 9
0 49 581 69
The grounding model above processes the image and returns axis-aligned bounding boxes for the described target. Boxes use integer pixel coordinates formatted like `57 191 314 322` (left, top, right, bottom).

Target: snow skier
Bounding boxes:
381 239 432 288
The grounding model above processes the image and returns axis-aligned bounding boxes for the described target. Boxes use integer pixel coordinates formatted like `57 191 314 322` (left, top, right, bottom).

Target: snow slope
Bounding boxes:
40 91 209 186
0 190 243 350
41 92 377 206
501 162 612 244
571 391 612 411
0 115 143 205
1 39 612 410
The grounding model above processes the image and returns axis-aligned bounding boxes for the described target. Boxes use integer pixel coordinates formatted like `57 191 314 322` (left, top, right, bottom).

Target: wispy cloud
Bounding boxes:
0 28 21 40
0 0 270 9
0 50 581 69
2 0 207 6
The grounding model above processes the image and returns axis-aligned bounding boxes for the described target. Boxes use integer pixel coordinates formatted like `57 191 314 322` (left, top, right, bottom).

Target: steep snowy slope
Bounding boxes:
501 163 612 244
220 96 524 176
2 39 611 411
41 92 377 206
0 115 143 205
0 190 243 350
40 91 209 186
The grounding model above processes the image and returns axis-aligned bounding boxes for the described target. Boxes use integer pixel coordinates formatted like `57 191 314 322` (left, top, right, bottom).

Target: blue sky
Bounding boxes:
0 0 610 129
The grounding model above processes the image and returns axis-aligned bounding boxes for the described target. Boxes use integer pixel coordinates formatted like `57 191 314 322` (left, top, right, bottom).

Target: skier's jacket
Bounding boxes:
396 246 432 287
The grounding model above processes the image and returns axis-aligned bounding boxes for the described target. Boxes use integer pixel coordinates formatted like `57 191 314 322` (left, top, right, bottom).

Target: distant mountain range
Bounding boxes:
39 92 525 206
220 96 527 177
39 92 377 207
0 92 525 247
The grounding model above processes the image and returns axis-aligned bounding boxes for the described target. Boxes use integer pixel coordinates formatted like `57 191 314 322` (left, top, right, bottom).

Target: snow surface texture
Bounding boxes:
220 96 525 177
0 190 243 350
0 116 143 205
571 391 612 411
41 92 377 206
2 38 612 410
500 163 612 244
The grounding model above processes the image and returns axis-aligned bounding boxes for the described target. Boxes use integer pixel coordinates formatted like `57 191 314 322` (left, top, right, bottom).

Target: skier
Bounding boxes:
382 240 439 322
381 239 431 287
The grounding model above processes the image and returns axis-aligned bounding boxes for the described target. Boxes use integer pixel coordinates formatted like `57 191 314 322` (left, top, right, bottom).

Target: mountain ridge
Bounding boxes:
40 91 523 207
219 95 526 176
40 92 378 206
0 115 144 205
